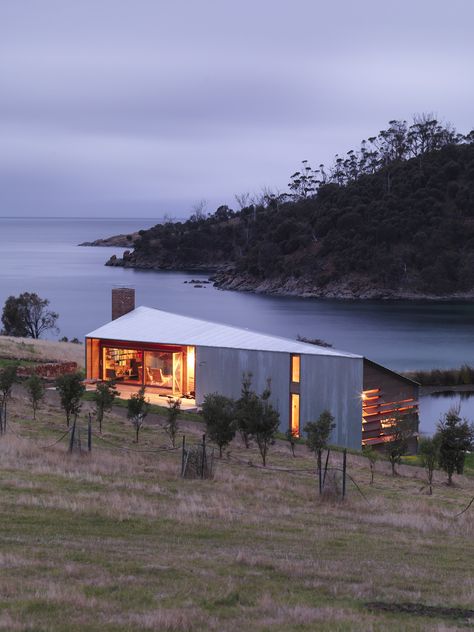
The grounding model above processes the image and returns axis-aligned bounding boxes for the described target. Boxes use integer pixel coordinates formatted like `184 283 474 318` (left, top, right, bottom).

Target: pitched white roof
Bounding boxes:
86 306 361 359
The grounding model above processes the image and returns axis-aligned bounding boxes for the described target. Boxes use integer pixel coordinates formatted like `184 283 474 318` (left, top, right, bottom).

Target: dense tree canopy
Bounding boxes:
1 293 59 338
112 116 474 297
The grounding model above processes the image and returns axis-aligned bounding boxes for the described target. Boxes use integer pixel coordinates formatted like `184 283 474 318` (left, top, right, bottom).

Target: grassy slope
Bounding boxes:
0 335 85 367
0 389 473 631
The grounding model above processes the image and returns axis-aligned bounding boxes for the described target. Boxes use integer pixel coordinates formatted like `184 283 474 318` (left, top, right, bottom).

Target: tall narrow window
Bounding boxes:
291 354 300 383
291 393 300 437
186 346 195 395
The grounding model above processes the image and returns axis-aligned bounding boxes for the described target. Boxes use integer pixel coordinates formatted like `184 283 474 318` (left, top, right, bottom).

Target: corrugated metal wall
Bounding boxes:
196 346 363 450
196 347 291 429
300 355 363 450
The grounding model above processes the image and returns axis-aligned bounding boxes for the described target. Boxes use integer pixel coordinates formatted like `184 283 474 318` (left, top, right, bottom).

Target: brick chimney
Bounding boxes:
112 287 135 320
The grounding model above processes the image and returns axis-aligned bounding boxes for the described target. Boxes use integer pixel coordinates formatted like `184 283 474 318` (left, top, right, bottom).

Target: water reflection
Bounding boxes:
419 391 474 436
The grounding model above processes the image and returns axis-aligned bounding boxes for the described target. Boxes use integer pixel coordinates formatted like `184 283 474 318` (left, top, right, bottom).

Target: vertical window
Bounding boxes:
186 346 195 395
86 339 100 380
291 393 300 437
86 339 92 379
291 354 300 383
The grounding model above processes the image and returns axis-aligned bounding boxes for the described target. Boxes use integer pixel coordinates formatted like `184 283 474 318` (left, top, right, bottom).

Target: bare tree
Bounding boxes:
234 192 251 210
190 199 208 222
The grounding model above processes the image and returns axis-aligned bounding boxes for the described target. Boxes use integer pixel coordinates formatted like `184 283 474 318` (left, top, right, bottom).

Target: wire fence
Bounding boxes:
2 414 472 518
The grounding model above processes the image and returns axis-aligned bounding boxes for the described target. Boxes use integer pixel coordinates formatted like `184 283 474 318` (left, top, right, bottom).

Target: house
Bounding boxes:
85 288 419 451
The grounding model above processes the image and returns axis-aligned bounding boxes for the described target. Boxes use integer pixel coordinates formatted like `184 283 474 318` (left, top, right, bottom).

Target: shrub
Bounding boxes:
419 436 440 494
165 397 181 447
435 407 473 485
201 393 236 457
384 415 415 476
25 373 45 420
362 445 378 485
0 364 19 432
235 373 280 466
127 387 150 443
55 372 85 427
92 381 119 433
304 410 336 483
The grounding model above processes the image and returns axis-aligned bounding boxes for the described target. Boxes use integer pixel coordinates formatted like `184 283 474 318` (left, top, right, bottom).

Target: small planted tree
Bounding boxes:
25 373 45 420
165 397 181 447
285 428 297 457
201 393 236 457
435 407 473 485
362 445 378 485
304 410 336 478
92 381 119 433
127 387 150 443
419 436 440 495
55 372 85 427
385 415 415 476
247 380 280 467
0 364 19 432
235 373 255 448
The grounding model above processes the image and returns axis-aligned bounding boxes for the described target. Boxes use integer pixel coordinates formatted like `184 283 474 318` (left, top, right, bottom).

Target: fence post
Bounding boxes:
69 419 76 453
181 435 186 477
88 413 92 452
323 448 330 488
342 449 347 499
1 401 6 434
318 449 322 495
201 434 206 480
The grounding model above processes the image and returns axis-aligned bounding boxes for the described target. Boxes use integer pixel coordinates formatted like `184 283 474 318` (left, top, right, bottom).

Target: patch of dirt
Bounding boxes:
366 601 474 621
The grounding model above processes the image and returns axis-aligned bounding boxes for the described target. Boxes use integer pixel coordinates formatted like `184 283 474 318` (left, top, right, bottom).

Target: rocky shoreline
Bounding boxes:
78 233 138 247
100 251 474 300
210 270 474 300
105 251 221 273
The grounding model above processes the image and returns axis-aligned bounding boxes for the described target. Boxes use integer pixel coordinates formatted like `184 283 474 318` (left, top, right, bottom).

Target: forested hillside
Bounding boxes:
107 117 474 298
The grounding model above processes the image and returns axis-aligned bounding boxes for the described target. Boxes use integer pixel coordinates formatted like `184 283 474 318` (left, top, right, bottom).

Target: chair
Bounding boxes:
158 369 172 387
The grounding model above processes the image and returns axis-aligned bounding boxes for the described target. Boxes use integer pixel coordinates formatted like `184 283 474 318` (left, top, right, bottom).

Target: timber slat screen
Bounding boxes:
362 360 419 447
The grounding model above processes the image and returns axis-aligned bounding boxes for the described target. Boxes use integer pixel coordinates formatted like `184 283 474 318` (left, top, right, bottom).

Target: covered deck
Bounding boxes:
85 382 198 411
86 336 196 402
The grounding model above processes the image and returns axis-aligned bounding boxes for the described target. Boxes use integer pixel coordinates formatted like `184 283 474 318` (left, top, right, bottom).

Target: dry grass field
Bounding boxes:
0 336 85 367
0 385 473 632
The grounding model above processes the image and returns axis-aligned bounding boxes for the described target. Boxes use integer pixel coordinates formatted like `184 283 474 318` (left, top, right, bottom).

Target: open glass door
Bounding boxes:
172 352 183 395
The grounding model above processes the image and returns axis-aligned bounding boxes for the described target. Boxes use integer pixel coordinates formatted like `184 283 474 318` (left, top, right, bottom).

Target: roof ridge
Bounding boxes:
86 305 361 358
137 305 350 354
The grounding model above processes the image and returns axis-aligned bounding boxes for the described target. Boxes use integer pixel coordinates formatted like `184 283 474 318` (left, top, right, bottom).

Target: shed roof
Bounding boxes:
86 306 361 359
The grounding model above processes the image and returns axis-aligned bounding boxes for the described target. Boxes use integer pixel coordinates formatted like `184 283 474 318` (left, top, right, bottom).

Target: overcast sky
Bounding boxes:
1 0 473 218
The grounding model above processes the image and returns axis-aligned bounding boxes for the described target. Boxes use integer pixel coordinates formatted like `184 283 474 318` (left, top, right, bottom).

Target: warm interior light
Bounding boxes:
291 393 300 437
187 346 195 394
291 355 300 383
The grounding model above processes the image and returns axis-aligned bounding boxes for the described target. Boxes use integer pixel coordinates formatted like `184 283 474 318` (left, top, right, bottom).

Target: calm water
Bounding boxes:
1 217 474 430
419 391 474 435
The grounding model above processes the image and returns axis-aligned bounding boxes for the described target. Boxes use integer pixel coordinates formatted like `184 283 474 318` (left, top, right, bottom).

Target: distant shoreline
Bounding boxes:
420 385 474 395
79 236 474 302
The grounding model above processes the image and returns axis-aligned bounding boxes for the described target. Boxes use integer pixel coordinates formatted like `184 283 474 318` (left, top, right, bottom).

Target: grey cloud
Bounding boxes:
1 0 473 217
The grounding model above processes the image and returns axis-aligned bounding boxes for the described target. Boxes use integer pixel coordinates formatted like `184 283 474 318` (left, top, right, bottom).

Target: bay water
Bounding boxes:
1 217 473 431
